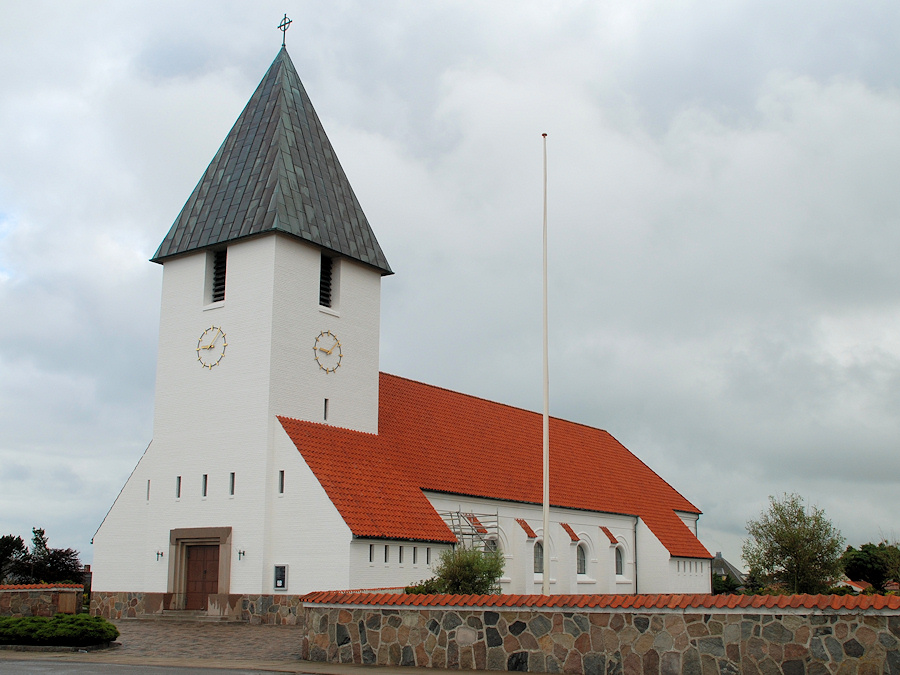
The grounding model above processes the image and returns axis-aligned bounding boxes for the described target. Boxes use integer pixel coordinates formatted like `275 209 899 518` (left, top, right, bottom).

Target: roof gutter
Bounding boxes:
633 516 639 595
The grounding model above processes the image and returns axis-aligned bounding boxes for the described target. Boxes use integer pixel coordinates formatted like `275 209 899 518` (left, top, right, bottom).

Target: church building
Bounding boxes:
91 46 711 615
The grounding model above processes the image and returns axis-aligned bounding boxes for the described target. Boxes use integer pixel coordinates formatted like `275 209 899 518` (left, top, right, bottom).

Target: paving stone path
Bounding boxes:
110 620 305 663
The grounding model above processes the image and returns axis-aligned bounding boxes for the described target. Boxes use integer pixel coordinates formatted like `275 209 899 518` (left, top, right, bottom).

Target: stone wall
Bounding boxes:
91 591 302 624
0 584 83 617
298 596 900 674
90 590 900 673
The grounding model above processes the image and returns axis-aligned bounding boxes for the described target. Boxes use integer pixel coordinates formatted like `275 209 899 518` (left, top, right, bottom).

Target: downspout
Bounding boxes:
633 516 639 595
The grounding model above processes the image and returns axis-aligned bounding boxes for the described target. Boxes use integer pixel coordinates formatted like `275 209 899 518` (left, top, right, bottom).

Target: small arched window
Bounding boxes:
485 537 499 554
576 544 587 575
533 541 544 574
615 546 624 575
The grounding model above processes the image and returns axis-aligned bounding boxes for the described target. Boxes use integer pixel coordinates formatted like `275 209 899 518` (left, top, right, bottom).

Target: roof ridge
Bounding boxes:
380 372 614 434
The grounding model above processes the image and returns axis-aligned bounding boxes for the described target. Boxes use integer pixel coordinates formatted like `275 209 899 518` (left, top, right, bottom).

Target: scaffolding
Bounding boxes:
436 511 499 550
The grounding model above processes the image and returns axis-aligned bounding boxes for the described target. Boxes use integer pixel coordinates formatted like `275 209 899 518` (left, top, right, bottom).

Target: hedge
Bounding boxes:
0 613 119 647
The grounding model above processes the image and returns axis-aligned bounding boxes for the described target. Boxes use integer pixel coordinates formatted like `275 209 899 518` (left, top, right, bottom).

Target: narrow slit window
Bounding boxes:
384 545 389 563
412 547 417 564
278 470 285 494
175 475 182 499
229 472 235 496
534 541 544 574
201 474 208 497
211 249 227 302
146 480 151 501
319 254 333 307
369 544 374 563
324 398 329 421
426 547 431 565
399 546 404 564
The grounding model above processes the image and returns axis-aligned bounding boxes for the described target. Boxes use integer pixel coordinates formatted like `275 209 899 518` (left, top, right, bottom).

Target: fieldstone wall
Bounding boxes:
0 585 82 617
300 605 900 674
91 591 303 624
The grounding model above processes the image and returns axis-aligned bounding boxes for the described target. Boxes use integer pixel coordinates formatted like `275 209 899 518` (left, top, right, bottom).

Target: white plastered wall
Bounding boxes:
423 493 640 595
93 233 384 595
634 516 711 594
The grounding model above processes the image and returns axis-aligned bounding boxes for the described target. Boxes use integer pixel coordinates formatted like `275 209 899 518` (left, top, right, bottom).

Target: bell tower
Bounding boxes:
92 46 391 598
150 46 392 439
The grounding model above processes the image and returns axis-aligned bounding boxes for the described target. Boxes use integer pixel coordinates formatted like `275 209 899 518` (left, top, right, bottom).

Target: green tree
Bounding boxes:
0 535 27 583
741 494 845 595
6 528 82 584
842 542 900 592
406 545 504 595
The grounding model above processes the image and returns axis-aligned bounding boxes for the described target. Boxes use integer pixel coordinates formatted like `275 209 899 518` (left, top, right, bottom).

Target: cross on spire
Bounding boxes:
278 14 292 47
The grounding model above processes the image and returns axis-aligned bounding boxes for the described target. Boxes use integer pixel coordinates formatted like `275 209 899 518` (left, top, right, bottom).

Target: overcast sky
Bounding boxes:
2 1 899 571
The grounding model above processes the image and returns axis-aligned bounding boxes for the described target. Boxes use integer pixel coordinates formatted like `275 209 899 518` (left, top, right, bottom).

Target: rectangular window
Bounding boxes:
426 547 431 565
175 475 181 499
399 546 404 564
211 249 227 302
413 547 417 565
201 474 208 497
369 544 374 563
274 564 288 590
278 470 285 494
384 545 389 563
229 472 235 496
319 254 333 307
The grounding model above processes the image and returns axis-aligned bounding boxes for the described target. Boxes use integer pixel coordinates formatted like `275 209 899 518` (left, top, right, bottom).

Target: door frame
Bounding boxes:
168 527 232 609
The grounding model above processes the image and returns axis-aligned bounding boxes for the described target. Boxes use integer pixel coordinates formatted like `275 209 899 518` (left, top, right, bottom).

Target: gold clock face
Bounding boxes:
314 330 342 373
197 326 227 368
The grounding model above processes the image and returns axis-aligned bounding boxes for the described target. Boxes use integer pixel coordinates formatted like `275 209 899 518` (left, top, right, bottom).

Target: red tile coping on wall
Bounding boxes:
560 523 579 542
600 526 618 544
515 519 537 539
299 591 900 611
278 373 711 559
0 584 84 590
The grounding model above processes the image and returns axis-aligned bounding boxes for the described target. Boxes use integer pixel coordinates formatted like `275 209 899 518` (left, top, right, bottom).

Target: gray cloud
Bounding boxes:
1 0 898 567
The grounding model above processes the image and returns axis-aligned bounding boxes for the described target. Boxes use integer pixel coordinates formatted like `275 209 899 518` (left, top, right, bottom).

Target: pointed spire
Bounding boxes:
152 48 392 275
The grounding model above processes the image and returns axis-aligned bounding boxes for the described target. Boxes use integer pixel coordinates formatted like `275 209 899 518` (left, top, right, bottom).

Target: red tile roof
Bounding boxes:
300 591 900 611
515 519 537 539
561 523 579 542
600 526 618 544
464 514 488 534
278 373 711 558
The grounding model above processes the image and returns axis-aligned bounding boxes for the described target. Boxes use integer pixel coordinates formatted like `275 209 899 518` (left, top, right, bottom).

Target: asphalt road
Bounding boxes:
0 661 281 674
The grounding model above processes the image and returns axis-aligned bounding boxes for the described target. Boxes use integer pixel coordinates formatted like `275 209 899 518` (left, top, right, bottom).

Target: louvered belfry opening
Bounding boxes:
212 249 227 302
319 254 333 307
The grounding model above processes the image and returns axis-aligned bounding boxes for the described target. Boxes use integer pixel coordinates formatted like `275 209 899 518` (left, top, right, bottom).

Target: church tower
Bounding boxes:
92 46 392 604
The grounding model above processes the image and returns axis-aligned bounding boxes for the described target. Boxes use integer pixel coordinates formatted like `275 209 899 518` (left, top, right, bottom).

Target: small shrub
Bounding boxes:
406 545 504 595
0 614 119 647
405 577 445 594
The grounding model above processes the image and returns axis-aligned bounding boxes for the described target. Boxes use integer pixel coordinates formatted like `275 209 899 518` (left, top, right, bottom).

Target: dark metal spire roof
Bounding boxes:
151 47 392 275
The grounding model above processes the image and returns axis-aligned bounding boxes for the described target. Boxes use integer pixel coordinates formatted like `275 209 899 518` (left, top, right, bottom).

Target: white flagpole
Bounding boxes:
541 133 550 595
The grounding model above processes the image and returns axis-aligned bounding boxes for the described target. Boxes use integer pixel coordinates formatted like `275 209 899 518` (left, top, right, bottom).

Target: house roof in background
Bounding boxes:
278 373 711 559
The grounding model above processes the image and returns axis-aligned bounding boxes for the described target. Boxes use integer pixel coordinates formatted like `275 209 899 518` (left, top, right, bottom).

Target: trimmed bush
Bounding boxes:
0 613 119 647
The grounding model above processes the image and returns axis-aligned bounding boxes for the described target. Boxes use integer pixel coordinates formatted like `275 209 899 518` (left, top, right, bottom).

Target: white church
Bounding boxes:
91 46 711 615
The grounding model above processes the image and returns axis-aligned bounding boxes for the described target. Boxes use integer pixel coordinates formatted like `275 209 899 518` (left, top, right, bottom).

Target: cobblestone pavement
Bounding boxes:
0 620 445 674
0 620 310 673
110 620 304 663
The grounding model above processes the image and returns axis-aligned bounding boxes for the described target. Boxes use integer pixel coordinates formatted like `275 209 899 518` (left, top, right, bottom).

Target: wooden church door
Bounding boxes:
185 545 219 610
